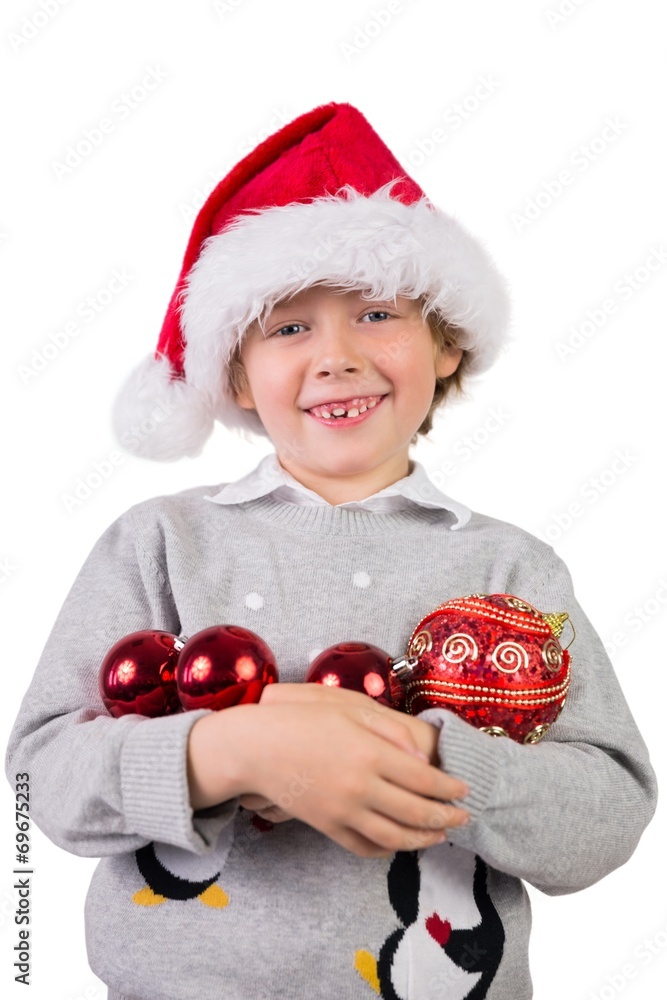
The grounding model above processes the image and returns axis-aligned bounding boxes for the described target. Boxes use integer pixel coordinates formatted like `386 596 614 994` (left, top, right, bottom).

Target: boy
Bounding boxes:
5 102 657 999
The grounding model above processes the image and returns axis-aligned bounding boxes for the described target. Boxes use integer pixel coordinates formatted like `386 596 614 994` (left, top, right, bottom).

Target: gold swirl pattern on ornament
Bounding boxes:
441 632 479 664
523 724 551 744
504 597 536 613
409 596 572 652
480 726 510 738
491 641 529 674
542 638 563 673
407 629 433 658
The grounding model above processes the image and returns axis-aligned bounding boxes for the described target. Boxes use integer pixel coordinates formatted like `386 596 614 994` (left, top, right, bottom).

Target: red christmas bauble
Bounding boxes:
394 594 571 743
176 625 278 711
306 642 404 708
99 630 182 718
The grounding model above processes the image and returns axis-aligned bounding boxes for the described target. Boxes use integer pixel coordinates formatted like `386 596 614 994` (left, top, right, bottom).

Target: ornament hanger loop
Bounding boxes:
562 618 576 651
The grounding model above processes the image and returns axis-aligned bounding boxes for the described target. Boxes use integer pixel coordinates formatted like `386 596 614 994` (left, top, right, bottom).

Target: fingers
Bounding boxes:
246 696 473 860
239 793 294 823
357 705 427 760
260 683 426 760
332 826 427 859
255 804 293 823
332 818 453 858
371 735 469 803
334 781 468 857
330 826 394 858
365 777 469 836
359 813 453 854
259 682 324 705
316 746 469 856
260 682 395 715
239 793 274 809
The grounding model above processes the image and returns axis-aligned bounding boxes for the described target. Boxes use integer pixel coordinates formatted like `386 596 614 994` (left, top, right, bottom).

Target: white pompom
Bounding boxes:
110 352 216 461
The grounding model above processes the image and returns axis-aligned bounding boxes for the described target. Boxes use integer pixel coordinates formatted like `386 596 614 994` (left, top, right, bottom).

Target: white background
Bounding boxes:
1 1 666 998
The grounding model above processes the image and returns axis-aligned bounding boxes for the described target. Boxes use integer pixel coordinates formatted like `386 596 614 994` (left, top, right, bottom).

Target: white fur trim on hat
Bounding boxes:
113 183 510 460
182 184 510 437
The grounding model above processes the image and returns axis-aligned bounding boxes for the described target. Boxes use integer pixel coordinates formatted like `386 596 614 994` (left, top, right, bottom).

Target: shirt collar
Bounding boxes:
203 453 471 529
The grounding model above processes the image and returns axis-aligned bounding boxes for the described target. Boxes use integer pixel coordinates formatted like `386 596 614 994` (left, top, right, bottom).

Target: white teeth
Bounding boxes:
309 394 384 418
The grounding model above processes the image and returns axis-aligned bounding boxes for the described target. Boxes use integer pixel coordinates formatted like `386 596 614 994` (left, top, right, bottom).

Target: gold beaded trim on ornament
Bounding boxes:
405 682 570 712
406 600 561 650
408 688 567 708
428 602 552 634
426 597 545 623
404 667 570 699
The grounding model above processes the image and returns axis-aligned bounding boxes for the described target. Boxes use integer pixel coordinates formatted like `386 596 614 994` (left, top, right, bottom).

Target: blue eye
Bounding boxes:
362 311 391 322
274 323 304 337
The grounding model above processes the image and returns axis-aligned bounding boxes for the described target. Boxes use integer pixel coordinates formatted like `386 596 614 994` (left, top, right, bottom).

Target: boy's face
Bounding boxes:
233 285 462 502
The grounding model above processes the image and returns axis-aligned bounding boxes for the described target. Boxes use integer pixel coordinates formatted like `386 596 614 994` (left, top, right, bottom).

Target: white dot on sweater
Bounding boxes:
353 571 371 588
309 649 324 663
245 592 264 611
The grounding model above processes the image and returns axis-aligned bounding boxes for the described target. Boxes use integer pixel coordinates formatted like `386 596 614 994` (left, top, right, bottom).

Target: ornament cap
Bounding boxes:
390 654 419 681
541 612 569 639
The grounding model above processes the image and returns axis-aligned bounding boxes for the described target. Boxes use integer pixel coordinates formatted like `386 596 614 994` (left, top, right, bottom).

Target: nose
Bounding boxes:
310 316 367 378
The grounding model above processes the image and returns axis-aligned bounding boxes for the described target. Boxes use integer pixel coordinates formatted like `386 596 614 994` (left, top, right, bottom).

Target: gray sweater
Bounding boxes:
5 483 657 1000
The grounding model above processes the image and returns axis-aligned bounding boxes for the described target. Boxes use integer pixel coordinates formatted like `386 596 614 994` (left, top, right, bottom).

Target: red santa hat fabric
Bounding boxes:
111 101 510 461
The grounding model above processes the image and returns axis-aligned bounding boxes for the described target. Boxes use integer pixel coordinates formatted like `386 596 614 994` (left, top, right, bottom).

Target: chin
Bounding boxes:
320 459 372 476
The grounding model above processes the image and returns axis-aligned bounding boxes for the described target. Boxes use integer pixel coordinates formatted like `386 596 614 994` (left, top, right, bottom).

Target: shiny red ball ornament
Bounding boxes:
176 625 278 711
99 629 182 718
391 594 572 744
306 641 405 708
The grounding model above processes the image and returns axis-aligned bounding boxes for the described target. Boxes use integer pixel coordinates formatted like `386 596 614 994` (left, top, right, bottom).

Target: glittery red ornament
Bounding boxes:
306 642 405 708
176 625 278 711
391 594 572 744
99 630 182 718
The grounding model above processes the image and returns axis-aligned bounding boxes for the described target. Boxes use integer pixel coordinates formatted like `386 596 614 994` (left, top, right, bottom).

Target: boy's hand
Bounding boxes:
259 682 442 765
238 794 294 823
240 684 442 824
230 683 469 857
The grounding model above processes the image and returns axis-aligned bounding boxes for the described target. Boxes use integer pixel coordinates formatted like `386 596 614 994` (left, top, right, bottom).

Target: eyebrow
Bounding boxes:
266 294 400 313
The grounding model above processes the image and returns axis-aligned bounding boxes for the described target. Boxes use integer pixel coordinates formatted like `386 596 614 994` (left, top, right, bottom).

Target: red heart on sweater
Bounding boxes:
426 912 452 945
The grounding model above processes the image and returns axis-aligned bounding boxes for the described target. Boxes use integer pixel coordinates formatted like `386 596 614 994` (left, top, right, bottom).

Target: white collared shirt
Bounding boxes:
204 452 471 529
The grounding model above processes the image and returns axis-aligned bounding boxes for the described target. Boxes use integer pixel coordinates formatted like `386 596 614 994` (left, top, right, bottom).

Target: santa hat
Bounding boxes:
111 101 510 461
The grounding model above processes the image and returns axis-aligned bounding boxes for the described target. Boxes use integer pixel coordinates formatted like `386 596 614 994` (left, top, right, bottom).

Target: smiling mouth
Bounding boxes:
306 394 387 419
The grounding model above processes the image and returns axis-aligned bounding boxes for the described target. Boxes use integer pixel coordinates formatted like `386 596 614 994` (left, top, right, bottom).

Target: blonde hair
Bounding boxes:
227 294 470 440
415 306 469 439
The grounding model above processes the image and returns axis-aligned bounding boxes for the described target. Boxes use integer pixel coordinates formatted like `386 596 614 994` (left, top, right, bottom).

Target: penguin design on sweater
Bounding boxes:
355 842 504 998
131 821 238 909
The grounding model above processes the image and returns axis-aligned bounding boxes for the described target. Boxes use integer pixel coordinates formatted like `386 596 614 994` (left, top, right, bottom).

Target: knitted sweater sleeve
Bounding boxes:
4 506 239 859
417 549 658 895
